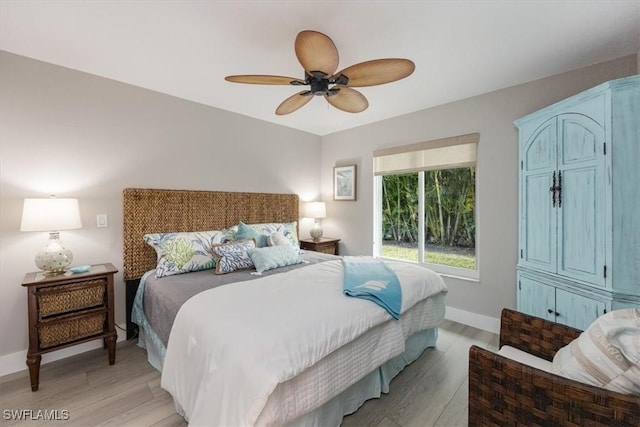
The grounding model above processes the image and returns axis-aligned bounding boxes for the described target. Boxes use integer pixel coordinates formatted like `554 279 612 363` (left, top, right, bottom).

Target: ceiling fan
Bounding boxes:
225 30 415 115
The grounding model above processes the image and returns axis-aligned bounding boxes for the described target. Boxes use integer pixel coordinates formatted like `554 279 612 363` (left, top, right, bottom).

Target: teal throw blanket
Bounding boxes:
342 257 402 319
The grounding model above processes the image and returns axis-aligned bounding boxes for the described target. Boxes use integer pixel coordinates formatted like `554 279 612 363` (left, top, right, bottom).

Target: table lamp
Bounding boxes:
304 201 326 242
20 197 82 274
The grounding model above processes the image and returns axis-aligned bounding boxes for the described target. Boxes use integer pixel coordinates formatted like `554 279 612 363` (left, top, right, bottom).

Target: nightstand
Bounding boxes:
21 263 118 391
300 237 341 255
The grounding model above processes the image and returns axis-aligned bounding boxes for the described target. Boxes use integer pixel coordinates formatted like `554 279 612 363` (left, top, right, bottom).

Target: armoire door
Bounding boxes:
517 275 555 321
555 287 606 331
520 118 557 274
556 113 606 287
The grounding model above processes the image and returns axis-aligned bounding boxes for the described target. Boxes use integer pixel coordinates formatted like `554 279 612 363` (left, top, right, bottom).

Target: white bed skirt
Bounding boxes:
286 327 439 426
173 327 439 427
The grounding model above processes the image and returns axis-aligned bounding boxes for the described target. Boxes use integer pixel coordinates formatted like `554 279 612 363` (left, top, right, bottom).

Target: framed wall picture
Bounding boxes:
334 165 357 201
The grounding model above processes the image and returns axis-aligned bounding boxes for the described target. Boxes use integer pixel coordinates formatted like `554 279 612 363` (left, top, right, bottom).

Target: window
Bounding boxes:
373 134 478 278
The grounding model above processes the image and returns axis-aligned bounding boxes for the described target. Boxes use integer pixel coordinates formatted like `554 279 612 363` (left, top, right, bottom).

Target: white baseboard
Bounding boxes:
445 306 500 334
0 324 127 378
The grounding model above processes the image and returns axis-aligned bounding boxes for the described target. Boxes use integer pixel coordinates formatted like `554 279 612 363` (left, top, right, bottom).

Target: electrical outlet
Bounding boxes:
97 214 108 228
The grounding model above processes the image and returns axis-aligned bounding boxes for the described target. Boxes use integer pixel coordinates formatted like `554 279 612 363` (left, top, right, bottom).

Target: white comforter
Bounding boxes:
161 259 447 426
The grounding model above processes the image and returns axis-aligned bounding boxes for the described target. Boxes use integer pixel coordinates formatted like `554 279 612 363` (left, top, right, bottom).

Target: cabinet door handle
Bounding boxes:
549 171 562 207
547 308 553 314
549 171 557 207
557 171 562 208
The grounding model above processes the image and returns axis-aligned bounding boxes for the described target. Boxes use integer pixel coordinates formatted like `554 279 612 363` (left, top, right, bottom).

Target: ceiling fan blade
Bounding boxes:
225 75 305 85
334 59 415 87
295 30 339 76
325 86 368 113
276 91 314 115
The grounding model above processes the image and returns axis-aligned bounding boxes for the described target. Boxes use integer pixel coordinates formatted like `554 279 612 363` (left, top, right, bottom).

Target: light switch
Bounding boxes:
97 214 108 228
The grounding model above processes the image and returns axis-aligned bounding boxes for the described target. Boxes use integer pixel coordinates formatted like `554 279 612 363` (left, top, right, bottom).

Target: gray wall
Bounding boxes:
319 55 638 321
1 50 637 362
0 52 322 358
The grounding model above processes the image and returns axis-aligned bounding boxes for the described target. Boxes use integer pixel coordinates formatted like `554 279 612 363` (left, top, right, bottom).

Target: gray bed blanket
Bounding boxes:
142 251 338 345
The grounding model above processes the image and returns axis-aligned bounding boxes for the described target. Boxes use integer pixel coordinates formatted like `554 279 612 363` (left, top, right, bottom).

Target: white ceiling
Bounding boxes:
1 1 639 136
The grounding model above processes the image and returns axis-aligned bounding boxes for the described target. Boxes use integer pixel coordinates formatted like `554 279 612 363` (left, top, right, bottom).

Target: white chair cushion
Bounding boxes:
497 345 554 373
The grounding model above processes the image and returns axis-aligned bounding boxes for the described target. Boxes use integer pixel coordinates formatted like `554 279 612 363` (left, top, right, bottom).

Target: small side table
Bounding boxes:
22 263 118 391
300 237 341 255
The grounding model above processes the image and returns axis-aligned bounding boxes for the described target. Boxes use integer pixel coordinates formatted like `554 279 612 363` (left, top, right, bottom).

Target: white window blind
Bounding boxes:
373 133 479 175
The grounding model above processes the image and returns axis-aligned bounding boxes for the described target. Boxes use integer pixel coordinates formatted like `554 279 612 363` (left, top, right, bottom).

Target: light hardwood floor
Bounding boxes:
0 320 498 426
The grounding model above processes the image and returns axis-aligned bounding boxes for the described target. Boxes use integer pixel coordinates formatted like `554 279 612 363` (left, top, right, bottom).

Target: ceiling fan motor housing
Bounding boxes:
305 71 348 96
309 73 329 95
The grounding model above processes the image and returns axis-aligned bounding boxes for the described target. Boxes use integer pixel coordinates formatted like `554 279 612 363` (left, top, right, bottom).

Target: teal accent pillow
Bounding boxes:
248 244 304 273
228 221 299 252
144 230 229 278
234 222 269 247
212 239 256 274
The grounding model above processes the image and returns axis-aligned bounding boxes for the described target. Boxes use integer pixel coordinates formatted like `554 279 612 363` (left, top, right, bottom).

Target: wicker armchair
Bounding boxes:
468 308 640 426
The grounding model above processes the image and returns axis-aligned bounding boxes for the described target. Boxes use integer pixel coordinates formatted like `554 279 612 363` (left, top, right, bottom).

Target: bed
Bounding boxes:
122 188 448 426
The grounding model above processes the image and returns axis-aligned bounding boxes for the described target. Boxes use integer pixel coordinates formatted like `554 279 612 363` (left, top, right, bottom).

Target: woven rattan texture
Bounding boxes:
123 188 299 280
499 308 582 361
39 311 106 348
38 279 106 319
468 309 640 427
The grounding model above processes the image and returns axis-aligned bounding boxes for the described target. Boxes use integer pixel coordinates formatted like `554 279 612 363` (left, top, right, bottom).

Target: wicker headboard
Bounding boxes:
122 188 299 280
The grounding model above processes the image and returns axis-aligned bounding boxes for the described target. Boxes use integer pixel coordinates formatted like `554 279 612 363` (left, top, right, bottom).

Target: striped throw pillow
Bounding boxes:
552 308 640 395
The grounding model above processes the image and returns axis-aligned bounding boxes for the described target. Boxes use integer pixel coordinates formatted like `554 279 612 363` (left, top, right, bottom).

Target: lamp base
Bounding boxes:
35 232 73 274
310 222 323 242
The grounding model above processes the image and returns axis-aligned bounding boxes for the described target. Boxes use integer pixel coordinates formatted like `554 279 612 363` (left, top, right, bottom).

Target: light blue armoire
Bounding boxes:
514 75 640 331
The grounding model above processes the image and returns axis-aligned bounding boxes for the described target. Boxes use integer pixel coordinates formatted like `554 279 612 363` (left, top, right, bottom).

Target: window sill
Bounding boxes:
437 272 479 283
377 256 479 282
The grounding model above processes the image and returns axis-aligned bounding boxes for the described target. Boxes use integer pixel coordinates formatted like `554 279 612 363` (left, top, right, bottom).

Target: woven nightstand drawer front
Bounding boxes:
38 310 106 348
316 246 335 254
38 279 106 319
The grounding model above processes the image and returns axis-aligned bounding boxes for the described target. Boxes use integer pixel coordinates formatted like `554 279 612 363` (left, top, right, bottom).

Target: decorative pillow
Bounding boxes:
234 222 269 247
247 244 304 273
144 230 229 278
211 239 256 274
268 231 290 247
227 221 299 252
552 308 640 395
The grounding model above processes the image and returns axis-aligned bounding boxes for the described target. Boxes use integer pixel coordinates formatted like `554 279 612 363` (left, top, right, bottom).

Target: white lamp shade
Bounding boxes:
304 202 326 219
20 198 82 232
